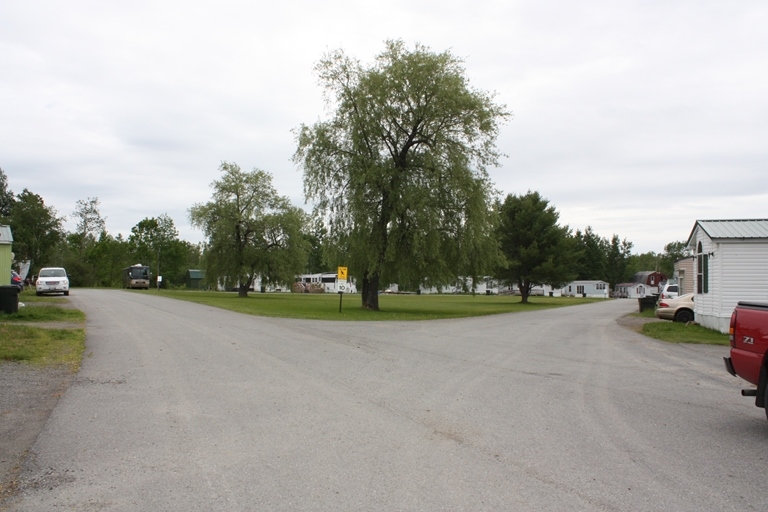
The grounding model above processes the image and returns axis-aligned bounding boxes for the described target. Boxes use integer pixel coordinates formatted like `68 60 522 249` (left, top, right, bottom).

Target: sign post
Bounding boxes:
337 266 348 313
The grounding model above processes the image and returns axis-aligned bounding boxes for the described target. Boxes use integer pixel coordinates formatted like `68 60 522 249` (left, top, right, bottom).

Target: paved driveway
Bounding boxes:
8 290 765 511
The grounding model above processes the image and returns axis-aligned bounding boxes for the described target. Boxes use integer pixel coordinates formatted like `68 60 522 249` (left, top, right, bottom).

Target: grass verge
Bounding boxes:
0 324 85 368
642 321 729 345
0 294 86 369
0 304 85 323
154 289 605 321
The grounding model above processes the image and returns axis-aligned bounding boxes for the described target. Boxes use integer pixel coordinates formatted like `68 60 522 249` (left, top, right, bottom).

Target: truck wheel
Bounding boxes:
675 309 694 323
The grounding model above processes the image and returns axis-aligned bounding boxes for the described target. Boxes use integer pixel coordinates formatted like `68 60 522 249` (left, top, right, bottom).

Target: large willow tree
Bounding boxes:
189 162 308 297
294 41 510 310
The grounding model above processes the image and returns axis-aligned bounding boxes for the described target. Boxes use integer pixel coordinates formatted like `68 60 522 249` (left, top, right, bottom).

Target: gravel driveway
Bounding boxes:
2 291 757 511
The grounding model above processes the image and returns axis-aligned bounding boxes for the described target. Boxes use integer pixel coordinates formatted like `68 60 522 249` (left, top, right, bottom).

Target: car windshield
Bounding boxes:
40 269 66 278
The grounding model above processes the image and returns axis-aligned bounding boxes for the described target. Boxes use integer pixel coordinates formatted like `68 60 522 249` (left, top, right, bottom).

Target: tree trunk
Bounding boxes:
361 272 380 310
238 283 249 297
519 279 529 304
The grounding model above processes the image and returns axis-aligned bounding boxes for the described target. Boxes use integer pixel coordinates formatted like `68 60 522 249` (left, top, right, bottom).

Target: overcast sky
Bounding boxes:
2 0 766 254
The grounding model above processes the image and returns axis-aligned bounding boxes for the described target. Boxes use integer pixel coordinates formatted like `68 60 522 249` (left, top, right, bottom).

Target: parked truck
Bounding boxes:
724 301 768 420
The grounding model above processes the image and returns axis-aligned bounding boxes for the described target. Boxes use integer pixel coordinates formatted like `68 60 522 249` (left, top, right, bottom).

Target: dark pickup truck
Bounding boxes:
724 301 768 419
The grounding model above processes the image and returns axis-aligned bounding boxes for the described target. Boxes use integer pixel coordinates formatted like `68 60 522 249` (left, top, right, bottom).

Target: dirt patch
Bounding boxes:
616 313 665 333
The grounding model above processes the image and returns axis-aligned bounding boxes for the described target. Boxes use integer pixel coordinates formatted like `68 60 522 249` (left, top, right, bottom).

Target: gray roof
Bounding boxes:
688 219 768 244
0 225 12 244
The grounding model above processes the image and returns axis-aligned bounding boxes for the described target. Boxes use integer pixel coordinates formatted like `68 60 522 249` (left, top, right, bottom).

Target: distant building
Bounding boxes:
561 280 609 298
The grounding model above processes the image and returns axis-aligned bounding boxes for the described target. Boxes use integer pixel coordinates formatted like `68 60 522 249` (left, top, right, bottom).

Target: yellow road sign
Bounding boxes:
337 266 348 280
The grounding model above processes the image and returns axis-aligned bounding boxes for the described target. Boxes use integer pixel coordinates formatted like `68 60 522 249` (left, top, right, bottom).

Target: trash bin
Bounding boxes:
637 295 657 313
0 285 20 314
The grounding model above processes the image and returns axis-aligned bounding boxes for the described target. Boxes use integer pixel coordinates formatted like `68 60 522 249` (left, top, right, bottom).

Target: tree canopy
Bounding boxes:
294 40 510 310
128 214 187 286
8 189 63 267
496 191 575 303
0 168 13 220
70 197 107 258
189 162 308 297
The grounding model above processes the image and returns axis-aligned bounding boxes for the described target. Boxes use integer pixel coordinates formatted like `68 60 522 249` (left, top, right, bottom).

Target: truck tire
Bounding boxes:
675 309 694 323
764 384 768 422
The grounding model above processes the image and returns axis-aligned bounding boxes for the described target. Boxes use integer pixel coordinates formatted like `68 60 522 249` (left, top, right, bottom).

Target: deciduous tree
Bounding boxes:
659 240 691 277
71 197 107 257
0 168 13 220
189 162 308 297
128 214 185 286
9 189 64 268
294 40 509 310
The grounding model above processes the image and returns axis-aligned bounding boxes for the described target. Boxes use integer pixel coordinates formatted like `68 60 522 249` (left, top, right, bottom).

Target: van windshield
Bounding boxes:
130 267 149 278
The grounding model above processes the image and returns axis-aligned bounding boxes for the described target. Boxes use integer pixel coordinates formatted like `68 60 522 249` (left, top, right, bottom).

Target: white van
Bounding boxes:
659 282 679 300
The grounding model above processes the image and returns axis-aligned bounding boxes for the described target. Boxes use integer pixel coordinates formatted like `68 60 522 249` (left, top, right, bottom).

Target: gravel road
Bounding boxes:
3 290 765 511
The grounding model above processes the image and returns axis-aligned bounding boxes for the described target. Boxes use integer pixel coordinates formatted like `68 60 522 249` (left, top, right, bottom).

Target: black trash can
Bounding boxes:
637 295 657 313
0 285 20 314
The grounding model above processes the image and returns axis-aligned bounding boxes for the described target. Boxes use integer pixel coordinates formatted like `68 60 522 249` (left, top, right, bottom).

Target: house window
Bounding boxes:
696 242 709 294
577 285 585 294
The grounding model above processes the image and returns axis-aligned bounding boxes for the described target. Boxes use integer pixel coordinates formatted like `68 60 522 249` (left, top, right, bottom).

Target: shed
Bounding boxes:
0 225 12 286
186 269 205 289
632 271 666 292
686 219 768 333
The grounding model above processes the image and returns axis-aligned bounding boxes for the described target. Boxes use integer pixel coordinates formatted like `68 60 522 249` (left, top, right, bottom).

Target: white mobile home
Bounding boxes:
561 280 609 298
686 219 768 333
613 282 650 299
419 277 500 295
296 272 357 293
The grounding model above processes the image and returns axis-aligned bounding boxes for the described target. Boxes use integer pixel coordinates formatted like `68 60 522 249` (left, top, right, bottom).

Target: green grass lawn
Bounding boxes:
0 303 85 323
1 290 86 368
155 289 605 321
629 302 729 345
642 321 729 345
0 324 85 368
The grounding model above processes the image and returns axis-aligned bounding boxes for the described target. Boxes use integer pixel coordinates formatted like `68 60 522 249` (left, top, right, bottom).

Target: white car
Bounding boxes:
659 282 679 300
36 267 70 296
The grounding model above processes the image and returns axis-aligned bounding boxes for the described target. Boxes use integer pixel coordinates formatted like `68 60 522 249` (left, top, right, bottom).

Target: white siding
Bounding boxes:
692 228 768 333
719 242 768 304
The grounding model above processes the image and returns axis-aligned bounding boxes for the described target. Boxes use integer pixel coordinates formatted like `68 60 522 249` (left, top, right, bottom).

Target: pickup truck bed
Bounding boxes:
725 301 768 419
